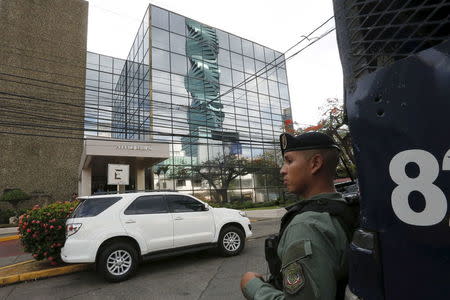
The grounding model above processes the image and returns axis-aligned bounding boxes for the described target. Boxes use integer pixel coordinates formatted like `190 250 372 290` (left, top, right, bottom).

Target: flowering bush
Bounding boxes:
18 201 79 265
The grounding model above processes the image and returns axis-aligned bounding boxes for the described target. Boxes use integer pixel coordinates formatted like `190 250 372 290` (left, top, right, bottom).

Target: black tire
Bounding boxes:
97 242 139 282
218 226 245 257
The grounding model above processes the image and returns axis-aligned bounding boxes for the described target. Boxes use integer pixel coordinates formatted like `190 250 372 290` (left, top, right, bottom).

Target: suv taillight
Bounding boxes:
66 223 82 237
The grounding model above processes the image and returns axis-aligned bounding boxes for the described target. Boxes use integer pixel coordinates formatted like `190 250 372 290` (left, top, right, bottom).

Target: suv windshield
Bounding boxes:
71 197 121 218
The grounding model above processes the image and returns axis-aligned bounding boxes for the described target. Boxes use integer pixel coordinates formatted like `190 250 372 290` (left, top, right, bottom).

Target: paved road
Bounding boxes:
0 218 280 300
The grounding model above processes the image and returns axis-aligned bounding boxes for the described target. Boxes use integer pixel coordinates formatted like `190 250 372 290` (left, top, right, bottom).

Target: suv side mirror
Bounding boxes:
202 203 209 211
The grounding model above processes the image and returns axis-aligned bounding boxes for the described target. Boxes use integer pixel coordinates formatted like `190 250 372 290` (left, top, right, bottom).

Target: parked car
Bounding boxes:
61 192 252 282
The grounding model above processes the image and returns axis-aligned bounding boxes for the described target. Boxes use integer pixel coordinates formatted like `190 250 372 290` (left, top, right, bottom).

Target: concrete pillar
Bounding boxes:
136 166 145 191
80 167 92 196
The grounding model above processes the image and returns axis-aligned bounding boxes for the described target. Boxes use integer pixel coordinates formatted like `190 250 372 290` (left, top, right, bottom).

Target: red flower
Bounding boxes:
47 256 54 261
50 261 58 266
49 225 54 229
27 229 31 233
33 254 38 258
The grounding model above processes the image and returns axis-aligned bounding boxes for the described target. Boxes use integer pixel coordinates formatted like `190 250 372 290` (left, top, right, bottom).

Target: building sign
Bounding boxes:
115 145 152 151
107 164 130 185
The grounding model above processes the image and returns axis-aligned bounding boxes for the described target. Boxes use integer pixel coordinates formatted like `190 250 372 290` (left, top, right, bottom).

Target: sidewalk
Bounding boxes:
0 226 19 238
245 208 286 219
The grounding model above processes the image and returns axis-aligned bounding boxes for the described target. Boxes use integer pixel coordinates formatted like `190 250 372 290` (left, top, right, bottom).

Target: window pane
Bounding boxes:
219 67 232 86
218 49 231 68
217 29 229 49
72 197 121 218
152 27 169 50
170 33 185 54
243 57 255 74
171 53 187 75
254 44 265 61
167 195 204 212
232 70 244 86
268 80 279 97
87 52 99 69
152 48 170 71
169 12 185 35
151 6 169 29
229 34 242 53
264 48 275 63
277 68 287 83
231 53 243 71
279 83 289 99
124 195 168 215
242 40 254 58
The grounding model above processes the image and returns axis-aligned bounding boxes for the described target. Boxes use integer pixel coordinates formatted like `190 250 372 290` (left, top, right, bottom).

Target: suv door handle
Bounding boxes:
125 220 136 224
174 216 183 221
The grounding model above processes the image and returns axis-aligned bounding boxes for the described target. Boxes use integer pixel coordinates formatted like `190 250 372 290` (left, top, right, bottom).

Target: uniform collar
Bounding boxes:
308 192 344 202
285 192 344 211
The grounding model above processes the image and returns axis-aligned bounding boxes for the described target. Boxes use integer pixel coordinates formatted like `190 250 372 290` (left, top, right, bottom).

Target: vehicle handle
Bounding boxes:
174 216 183 221
125 220 136 224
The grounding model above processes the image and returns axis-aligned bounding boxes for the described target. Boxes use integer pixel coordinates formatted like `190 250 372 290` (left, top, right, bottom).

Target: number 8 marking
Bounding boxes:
389 150 447 226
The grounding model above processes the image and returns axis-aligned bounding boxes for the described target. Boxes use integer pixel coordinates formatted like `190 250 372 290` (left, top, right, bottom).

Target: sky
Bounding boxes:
87 0 344 128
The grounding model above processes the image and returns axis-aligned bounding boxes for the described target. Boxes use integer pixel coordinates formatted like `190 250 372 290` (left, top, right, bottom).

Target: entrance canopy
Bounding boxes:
78 138 170 196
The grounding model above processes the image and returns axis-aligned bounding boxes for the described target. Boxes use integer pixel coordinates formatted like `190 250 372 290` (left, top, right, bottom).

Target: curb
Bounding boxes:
0 262 90 286
0 260 35 271
0 235 20 242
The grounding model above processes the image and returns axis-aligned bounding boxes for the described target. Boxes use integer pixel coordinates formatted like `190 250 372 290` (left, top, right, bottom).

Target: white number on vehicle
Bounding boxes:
389 149 448 226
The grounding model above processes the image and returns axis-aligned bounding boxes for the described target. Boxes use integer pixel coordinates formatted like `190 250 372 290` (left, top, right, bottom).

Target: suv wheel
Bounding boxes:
98 242 138 282
218 226 245 256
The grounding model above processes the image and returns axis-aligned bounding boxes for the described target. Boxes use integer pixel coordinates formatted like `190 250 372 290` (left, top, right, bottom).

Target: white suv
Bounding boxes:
61 192 252 282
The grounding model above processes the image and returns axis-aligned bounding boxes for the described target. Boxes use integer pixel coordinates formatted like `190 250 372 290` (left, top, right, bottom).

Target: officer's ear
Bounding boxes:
309 153 324 175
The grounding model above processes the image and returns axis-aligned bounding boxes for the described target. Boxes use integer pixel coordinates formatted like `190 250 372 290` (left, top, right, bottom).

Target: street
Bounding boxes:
0 218 279 300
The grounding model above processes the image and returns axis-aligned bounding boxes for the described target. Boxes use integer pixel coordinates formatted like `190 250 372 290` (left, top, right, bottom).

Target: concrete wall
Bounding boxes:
0 0 88 202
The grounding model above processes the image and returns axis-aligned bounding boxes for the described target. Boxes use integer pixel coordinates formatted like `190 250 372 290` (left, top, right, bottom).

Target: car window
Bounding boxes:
166 195 204 213
72 197 121 218
124 195 168 215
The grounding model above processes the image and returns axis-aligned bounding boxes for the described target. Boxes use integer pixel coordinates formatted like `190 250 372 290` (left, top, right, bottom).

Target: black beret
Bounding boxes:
280 132 340 154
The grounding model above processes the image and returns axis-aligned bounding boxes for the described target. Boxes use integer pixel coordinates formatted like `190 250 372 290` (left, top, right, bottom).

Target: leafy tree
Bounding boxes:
297 98 356 178
248 150 283 187
0 189 30 212
191 154 251 203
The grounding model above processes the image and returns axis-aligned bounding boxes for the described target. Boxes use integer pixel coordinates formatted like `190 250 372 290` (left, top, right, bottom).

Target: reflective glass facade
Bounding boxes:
85 5 293 202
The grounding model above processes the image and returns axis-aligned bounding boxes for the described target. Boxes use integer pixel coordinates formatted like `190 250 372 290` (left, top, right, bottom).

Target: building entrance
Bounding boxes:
78 139 170 196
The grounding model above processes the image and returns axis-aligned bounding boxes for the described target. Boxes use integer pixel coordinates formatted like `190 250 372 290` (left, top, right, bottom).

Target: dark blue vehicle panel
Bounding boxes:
347 40 450 299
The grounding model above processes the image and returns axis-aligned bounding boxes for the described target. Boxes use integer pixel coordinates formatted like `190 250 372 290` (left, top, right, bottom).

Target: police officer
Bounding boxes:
240 132 357 299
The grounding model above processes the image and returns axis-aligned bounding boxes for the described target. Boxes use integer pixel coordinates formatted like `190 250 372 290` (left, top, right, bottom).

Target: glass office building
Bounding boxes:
85 5 292 202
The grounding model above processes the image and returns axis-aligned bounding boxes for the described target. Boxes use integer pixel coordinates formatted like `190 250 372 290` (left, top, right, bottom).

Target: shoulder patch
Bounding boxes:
283 261 305 294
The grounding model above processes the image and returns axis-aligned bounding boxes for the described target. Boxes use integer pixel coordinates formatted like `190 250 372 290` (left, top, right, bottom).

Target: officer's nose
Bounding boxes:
280 164 287 176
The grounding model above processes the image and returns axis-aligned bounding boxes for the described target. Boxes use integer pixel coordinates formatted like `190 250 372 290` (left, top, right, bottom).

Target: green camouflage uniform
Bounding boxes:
243 193 349 300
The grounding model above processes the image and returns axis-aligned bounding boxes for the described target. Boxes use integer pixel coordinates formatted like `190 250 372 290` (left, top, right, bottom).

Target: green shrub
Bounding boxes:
0 209 26 224
0 189 30 210
18 201 79 266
